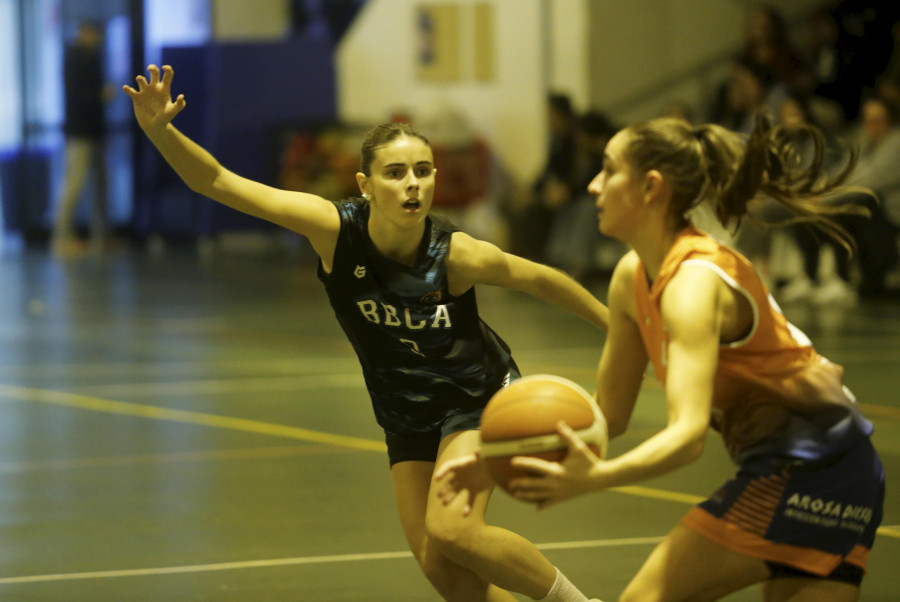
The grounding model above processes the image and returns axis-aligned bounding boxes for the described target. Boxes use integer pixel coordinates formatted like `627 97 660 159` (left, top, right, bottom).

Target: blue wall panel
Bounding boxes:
134 36 336 237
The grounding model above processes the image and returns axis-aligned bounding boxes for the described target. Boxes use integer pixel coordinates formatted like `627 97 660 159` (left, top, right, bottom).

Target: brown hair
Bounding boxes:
621 112 867 250
359 123 431 176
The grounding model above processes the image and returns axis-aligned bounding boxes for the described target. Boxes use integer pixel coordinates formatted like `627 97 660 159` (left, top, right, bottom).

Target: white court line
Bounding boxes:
0 537 664 585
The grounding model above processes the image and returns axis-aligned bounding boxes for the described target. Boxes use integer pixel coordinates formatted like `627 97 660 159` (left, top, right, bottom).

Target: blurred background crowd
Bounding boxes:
513 0 900 304
3 0 899 306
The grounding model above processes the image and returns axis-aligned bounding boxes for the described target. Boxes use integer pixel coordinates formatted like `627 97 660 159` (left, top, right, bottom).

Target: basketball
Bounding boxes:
479 374 608 494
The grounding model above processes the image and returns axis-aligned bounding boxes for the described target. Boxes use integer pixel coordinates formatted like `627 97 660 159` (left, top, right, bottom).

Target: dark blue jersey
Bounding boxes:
318 200 517 435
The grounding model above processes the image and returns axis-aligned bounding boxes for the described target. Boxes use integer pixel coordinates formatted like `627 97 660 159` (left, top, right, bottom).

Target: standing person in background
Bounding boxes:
52 21 114 258
124 64 607 602
440 113 884 601
507 93 578 263
545 110 621 283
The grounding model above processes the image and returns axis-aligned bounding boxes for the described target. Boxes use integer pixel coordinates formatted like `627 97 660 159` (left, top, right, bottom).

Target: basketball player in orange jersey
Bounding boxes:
124 65 608 602
440 113 884 601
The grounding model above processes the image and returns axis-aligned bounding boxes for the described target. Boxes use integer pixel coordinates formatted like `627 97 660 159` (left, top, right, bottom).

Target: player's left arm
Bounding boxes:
446 231 608 330
645 264 722 474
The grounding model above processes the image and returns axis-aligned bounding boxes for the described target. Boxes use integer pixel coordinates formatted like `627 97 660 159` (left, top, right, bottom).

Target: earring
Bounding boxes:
362 192 371 200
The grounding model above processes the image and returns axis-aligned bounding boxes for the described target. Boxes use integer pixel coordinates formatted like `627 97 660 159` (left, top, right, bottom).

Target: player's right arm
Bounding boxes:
595 251 647 439
123 65 340 266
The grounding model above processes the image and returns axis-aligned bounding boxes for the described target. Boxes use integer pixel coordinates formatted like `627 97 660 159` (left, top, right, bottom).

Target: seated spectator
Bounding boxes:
805 1 897 123
739 4 812 91
780 94 900 302
846 95 900 296
875 21 900 113
711 4 808 130
775 93 857 304
711 56 789 135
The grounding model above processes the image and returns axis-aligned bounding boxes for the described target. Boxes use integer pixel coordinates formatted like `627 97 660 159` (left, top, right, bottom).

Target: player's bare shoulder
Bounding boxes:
608 250 640 319
610 250 639 288
283 193 340 271
446 231 505 295
446 231 478 295
447 230 481 265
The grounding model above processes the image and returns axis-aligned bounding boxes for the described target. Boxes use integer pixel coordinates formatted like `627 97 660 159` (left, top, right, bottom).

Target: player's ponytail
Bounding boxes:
717 112 867 252
624 113 869 251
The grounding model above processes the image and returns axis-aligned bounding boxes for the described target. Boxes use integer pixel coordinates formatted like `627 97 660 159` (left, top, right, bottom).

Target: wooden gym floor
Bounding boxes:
0 241 896 601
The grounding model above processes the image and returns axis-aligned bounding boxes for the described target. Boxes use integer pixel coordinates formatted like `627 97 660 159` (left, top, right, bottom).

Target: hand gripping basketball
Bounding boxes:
478 375 608 495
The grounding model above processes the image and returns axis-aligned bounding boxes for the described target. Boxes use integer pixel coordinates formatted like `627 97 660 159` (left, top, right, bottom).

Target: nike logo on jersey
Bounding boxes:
354 265 366 278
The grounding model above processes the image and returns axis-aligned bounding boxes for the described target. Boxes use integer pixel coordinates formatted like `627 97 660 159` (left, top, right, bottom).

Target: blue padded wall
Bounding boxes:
134 36 336 237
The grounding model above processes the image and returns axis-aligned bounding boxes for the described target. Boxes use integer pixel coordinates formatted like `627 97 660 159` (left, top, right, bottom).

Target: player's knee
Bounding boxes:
424 513 464 551
424 508 479 562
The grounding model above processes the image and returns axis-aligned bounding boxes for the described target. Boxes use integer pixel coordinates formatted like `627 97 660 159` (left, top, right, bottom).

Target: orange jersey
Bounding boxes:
634 227 871 463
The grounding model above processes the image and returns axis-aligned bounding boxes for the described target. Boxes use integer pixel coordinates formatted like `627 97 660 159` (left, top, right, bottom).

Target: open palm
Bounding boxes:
122 64 186 132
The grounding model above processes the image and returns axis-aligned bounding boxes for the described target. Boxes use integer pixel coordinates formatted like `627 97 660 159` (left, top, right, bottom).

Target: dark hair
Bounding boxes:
548 93 574 119
735 54 773 88
579 111 617 138
621 112 867 250
753 4 790 46
359 122 430 176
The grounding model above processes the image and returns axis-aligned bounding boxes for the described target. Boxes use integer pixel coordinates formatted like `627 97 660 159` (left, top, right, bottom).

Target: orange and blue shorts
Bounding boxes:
682 438 884 585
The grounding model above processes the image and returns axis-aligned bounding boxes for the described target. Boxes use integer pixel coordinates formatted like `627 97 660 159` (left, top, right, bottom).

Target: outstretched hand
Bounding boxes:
433 451 486 517
507 421 603 510
122 65 186 133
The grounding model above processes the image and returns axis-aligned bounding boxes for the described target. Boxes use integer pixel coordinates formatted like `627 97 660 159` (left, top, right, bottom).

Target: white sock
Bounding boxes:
538 567 589 602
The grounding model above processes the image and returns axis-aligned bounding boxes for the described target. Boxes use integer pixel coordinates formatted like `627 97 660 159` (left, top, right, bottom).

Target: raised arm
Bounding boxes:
123 65 340 264
446 231 608 330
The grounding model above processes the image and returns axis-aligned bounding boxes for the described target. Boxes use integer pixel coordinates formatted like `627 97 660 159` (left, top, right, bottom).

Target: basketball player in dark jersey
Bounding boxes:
125 65 608 602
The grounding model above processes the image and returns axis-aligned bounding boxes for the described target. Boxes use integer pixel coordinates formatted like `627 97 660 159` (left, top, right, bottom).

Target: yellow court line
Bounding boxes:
2 383 896 540
0 384 386 453
0 444 360 474
857 402 900 420
75 373 365 399
611 485 704 505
